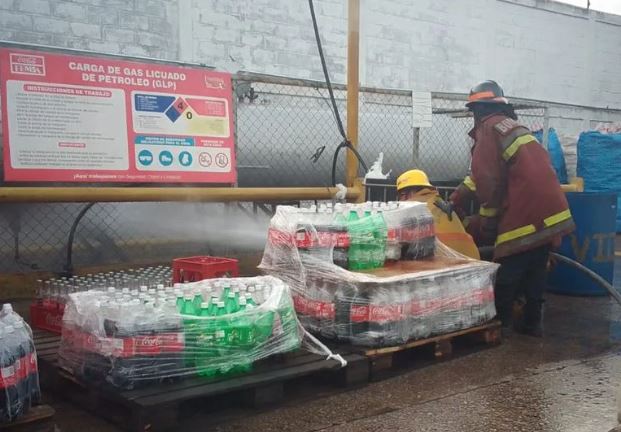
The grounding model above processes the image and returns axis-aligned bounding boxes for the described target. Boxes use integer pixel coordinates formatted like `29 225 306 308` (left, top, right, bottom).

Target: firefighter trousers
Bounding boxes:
494 245 550 330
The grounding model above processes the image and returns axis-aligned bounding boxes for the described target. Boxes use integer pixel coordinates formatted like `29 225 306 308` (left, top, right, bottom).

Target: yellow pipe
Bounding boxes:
0 186 362 203
561 177 584 193
346 0 360 188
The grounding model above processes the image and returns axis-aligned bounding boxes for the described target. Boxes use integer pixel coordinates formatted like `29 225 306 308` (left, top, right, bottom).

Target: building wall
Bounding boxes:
1 0 620 135
186 0 621 112
0 0 179 59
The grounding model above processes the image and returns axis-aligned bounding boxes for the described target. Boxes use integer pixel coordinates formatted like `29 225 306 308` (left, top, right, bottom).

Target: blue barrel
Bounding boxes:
548 192 617 295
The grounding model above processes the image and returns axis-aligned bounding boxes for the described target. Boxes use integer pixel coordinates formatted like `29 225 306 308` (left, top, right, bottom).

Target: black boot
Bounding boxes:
495 304 514 337
517 300 543 337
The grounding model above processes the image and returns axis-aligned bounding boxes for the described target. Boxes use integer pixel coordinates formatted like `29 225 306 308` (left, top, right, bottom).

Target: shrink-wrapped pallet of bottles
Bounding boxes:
260 202 499 347
0 304 41 423
58 276 318 390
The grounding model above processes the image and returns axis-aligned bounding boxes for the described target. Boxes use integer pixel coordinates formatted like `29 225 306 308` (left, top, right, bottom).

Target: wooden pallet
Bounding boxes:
0 405 55 432
338 320 502 378
33 330 346 432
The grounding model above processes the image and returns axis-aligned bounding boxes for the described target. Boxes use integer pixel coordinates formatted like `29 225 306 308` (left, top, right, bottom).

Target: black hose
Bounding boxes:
308 0 368 186
478 246 621 306
64 202 96 276
308 0 346 140
549 252 621 306
331 140 369 187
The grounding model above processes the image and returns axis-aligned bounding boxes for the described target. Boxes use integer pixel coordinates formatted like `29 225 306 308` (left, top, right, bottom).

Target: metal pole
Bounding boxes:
542 106 550 151
346 0 360 188
412 126 420 166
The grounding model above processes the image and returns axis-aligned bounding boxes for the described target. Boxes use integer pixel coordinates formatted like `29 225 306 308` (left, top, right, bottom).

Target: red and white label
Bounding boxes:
10 53 45 76
61 326 185 358
293 294 335 320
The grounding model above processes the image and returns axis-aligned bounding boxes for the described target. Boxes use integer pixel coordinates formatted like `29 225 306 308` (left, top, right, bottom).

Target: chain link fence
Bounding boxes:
0 72 548 276
235 73 547 187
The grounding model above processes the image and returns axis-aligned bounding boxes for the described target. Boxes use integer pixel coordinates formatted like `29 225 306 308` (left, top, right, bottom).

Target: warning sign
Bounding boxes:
0 48 236 184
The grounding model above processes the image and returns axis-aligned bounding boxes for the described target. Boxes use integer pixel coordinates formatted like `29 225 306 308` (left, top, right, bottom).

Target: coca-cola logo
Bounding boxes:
350 305 370 322
317 303 335 319
85 334 98 346
137 336 161 347
369 304 403 322
45 313 63 328
269 228 293 245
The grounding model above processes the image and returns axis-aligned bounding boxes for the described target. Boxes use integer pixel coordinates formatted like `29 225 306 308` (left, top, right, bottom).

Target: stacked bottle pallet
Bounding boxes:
261 202 499 347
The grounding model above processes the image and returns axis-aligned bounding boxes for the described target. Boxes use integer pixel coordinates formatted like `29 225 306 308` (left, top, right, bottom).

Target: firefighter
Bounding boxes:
396 169 480 260
450 80 575 336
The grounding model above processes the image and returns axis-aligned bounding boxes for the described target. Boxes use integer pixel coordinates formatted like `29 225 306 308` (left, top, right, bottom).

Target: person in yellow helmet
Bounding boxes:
396 169 480 260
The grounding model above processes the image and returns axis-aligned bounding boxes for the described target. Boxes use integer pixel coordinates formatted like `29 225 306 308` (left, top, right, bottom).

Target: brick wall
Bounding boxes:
0 0 620 134
0 0 179 59
186 0 621 112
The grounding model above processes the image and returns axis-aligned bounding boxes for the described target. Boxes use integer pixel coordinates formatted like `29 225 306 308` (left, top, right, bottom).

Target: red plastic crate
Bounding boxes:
30 303 64 334
172 256 239 283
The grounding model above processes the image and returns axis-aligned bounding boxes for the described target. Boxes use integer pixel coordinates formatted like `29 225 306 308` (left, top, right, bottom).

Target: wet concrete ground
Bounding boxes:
33 261 621 431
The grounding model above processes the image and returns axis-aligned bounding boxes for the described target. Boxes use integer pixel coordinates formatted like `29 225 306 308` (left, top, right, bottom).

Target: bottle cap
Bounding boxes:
200 302 209 309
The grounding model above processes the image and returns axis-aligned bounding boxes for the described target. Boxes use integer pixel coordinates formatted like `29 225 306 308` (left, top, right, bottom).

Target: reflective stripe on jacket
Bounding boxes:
468 114 575 259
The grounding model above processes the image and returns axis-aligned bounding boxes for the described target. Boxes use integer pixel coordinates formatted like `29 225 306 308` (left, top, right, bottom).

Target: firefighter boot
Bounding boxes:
517 300 543 337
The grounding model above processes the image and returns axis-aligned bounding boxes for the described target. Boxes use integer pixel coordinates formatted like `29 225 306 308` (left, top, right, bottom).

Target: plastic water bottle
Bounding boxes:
12 321 38 410
372 209 387 268
277 295 300 351
347 209 361 270
175 291 184 312
225 292 238 315
317 278 336 339
363 208 380 269
181 294 197 368
192 291 204 313
0 328 19 422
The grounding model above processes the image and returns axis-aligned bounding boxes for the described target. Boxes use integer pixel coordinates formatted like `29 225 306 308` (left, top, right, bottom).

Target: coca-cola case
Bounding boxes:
29 304 63 334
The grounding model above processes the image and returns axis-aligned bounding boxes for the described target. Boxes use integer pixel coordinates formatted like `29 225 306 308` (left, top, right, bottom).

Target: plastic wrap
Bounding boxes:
534 128 568 184
58 276 337 390
0 304 41 424
260 202 499 347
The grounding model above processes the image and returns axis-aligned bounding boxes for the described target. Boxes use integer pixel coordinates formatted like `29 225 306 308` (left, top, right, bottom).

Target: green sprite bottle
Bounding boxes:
225 292 238 315
181 294 197 368
192 290 204 312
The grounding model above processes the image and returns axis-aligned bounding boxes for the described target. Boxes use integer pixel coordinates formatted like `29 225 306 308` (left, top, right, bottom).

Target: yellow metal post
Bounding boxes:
346 0 360 189
0 186 362 203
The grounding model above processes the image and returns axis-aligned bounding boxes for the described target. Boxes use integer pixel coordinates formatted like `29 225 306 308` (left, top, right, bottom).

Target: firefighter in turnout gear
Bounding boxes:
450 80 575 336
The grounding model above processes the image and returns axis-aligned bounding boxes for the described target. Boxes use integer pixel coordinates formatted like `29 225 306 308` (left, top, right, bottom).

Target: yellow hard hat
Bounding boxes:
396 169 432 191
